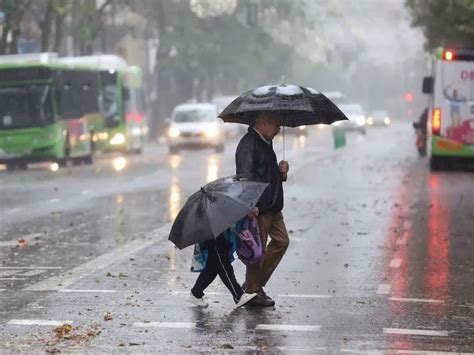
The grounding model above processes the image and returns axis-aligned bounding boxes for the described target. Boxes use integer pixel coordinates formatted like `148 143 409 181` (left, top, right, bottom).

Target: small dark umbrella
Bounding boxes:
218 84 348 126
169 175 268 250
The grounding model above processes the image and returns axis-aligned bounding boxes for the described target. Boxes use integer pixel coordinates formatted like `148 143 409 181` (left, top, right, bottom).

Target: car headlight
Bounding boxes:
356 117 366 126
298 125 306 130
168 127 180 138
110 133 126 145
332 121 342 126
384 117 391 125
204 125 219 138
367 117 373 125
132 127 142 136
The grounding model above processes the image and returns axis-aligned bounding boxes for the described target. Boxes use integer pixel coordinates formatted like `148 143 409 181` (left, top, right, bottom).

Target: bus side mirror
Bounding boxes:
422 76 433 94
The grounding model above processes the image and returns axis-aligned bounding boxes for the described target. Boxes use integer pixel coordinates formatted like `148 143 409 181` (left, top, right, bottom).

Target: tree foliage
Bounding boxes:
406 0 474 49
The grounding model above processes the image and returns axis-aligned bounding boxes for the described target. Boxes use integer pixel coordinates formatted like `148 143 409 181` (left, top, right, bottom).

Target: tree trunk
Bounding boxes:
0 25 10 54
53 10 65 53
40 0 54 51
9 24 21 54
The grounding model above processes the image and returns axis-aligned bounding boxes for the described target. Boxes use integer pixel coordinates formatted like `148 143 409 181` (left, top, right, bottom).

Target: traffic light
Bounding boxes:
404 92 413 103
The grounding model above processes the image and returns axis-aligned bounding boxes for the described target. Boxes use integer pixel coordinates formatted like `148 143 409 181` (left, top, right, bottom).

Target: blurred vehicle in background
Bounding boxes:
423 47 474 170
367 110 391 127
57 55 148 155
0 53 103 170
212 95 244 138
166 103 225 154
332 103 366 134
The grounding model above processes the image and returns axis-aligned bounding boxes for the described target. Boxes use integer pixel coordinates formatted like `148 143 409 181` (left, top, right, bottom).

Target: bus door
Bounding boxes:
439 61 474 144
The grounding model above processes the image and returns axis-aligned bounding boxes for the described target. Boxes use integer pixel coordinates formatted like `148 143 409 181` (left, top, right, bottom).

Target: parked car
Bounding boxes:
332 103 366 134
366 110 391 126
166 103 225 153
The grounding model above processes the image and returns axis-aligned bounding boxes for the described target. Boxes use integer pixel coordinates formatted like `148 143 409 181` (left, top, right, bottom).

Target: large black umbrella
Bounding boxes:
169 175 268 250
218 84 348 126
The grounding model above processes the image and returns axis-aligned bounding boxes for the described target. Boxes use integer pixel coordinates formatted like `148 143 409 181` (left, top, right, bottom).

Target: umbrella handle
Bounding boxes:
282 126 285 160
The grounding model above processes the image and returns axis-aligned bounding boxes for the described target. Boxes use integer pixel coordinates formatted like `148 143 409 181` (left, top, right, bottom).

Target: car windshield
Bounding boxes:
339 105 363 115
173 108 216 123
0 85 54 130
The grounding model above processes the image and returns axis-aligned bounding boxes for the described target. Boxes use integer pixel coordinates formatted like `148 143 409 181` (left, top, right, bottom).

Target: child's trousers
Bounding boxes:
191 235 244 303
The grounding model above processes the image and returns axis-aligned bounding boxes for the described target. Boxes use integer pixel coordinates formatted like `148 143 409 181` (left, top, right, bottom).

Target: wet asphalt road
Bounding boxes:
0 123 473 354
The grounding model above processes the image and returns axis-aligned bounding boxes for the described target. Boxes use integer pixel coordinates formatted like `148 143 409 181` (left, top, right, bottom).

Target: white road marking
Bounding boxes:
47 198 60 203
277 294 332 299
0 232 43 247
389 351 472 354
133 322 195 329
170 290 333 299
58 289 116 293
389 258 402 268
256 324 321 332
0 270 18 277
80 190 90 195
376 283 391 295
383 328 449 337
5 208 23 214
341 350 384 354
7 319 72 326
23 223 171 291
0 278 27 281
21 270 45 277
277 346 327 352
389 297 444 304
0 289 6 292
0 266 61 270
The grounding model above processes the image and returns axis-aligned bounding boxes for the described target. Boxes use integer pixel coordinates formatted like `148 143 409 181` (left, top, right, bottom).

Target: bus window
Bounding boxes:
0 85 54 129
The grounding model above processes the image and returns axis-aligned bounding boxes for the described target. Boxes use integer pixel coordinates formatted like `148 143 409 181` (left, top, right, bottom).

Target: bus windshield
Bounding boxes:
0 85 54 129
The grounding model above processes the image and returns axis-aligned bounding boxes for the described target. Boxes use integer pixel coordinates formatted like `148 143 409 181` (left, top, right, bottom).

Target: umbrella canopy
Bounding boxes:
218 84 348 127
169 175 268 250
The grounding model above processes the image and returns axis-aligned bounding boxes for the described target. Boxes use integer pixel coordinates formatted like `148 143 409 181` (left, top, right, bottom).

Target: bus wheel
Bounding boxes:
83 154 94 165
430 157 445 171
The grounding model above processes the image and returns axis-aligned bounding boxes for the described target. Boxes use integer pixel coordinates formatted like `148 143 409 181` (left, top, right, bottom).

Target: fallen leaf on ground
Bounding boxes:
17 238 28 248
104 313 113 321
54 324 73 339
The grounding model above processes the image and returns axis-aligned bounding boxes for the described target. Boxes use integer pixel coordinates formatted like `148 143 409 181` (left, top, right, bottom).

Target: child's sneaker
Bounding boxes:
235 292 257 308
185 292 209 308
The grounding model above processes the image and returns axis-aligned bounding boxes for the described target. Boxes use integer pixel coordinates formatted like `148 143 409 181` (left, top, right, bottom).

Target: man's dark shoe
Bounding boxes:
260 290 273 302
246 294 275 307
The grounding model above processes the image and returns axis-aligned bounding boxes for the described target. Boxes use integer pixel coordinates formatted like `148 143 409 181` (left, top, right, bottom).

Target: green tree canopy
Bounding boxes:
406 0 474 49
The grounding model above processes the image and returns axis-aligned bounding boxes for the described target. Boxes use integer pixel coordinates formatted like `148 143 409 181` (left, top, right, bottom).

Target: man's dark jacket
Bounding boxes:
235 127 284 214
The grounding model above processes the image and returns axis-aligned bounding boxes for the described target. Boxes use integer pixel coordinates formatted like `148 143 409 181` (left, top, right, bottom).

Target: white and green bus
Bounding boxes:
0 53 106 170
423 47 474 170
58 55 148 154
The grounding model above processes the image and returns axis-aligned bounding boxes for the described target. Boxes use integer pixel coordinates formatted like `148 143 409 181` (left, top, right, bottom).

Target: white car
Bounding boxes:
332 103 367 134
166 103 226 154
367 110 391 126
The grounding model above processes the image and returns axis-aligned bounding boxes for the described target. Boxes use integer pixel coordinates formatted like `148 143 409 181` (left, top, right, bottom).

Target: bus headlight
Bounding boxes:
384 117 391 125
367 117 374 125
168 127 180 138
110 133 126 145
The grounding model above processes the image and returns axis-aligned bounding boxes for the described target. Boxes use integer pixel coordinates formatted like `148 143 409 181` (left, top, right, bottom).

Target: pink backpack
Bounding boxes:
236 217 263 265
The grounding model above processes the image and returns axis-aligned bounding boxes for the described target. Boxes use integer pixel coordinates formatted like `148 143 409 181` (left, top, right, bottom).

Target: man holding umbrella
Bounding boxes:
235 111 289 307
219 84 348 307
